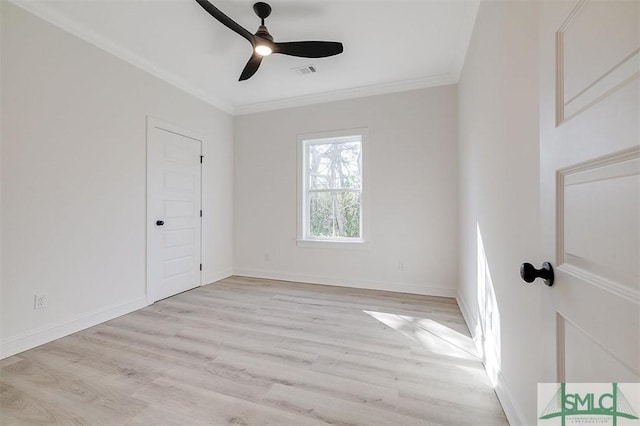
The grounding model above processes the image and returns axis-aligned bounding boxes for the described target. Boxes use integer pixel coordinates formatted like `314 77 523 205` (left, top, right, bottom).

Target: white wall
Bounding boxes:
0 2 234 358
457 1 540 424
0 0 3 344
234 87 458 296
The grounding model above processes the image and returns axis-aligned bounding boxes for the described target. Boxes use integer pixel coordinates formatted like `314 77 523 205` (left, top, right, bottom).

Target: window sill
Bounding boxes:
296 239 370 250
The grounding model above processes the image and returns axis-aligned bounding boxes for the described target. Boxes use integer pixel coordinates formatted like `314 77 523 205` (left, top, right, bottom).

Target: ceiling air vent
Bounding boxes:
292 65 317 75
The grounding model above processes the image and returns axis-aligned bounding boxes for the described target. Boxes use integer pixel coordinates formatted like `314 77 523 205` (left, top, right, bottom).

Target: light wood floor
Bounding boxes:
0 276 508 425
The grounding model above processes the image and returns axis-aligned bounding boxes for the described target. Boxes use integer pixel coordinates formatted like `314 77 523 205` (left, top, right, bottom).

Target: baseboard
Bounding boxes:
456 290 526 426
456 290 475 329
232 268 456 298
494 370 527 425
203 268 233 286
0 297 147 359
456 290 483 354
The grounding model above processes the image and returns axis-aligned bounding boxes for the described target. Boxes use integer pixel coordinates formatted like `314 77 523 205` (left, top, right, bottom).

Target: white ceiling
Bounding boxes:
11 0 479 114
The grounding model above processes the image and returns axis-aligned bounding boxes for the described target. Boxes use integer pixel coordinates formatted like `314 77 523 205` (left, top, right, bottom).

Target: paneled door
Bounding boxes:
147 117 202 303
538 0 639 383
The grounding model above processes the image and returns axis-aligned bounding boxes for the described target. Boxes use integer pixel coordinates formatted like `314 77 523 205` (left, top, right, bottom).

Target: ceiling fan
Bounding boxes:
195 0 344 81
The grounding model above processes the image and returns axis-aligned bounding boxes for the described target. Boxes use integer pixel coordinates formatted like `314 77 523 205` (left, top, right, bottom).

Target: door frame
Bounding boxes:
146 116 203 305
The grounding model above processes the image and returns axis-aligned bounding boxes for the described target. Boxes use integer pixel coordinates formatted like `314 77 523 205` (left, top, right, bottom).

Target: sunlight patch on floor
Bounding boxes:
363 310 480 361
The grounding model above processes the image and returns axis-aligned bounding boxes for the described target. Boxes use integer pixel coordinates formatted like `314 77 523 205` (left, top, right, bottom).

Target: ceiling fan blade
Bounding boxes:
273 41 343 58
195 0 255 45
239 53 263 81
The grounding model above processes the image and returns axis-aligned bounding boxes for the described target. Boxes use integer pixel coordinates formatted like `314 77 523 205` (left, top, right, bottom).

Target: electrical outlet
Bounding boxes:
34 294 48 310
264 252 270 261
398 260 404 271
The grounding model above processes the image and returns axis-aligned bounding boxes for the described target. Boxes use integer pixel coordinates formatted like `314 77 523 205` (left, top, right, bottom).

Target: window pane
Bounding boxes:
308 141 361 190
309 191 361 238
309 192 334 237
335 191 361 238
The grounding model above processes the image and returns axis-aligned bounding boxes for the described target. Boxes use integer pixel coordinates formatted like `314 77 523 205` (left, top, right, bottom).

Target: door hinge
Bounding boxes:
200 155 204 164
199 263 202 271
200 210 202 217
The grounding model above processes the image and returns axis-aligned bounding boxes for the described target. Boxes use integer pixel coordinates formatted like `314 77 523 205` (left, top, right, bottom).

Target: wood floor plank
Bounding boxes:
1 359 147 423
210 351 400 412
132 377 327 426
262 384 438 426
0 381 85 425
0 276 507 425
0 357 23 369
398 391 509 426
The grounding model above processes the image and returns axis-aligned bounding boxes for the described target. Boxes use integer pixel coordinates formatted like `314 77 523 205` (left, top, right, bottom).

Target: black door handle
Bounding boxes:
156 220 165 226
520 262 554 286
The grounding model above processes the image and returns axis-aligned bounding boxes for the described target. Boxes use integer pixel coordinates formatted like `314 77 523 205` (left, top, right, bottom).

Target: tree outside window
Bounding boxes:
302 134 363 241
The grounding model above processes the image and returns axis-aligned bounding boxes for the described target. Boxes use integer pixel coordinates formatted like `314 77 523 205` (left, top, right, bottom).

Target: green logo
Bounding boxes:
539 383 639 425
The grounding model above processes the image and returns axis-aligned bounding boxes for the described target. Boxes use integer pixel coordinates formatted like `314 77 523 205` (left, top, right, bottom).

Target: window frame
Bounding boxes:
297 128 369 249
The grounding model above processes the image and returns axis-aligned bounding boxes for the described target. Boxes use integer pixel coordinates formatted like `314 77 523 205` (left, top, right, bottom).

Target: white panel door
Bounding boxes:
147 118 202 303
539 0 639 383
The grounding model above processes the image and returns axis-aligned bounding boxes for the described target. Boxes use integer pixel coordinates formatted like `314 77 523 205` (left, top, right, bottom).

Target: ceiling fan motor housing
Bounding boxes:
255 25 274 42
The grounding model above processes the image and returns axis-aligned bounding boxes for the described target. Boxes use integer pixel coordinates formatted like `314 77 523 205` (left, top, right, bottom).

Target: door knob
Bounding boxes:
520 262 554 286
156 220 165 226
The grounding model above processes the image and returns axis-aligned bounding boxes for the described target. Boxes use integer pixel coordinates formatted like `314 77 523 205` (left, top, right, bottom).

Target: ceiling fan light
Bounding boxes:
255 44 272 56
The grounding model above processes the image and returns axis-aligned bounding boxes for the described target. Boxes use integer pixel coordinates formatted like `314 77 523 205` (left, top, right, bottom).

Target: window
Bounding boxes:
298 129 368 246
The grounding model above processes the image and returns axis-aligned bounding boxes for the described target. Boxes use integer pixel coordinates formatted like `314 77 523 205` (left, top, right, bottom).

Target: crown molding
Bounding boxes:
8 0 235 115
450 0 480 82
234 0 478 116
233 73 458 115
9 0 478 117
